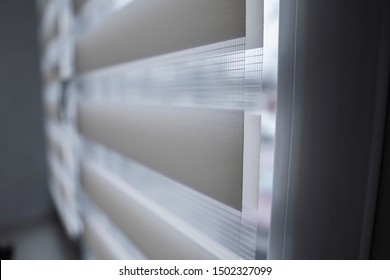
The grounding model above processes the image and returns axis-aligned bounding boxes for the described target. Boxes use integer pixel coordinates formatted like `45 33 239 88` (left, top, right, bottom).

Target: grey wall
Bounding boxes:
0 0 52 230
270 0 390 259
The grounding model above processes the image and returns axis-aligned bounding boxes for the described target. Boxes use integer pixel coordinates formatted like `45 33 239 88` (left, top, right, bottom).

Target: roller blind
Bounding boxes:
39 0 264 259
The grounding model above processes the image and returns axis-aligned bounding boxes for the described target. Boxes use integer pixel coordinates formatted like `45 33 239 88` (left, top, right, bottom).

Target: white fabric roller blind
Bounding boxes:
78 103 244 210
81 161 235 259
39 0 264 260
76 0 245 73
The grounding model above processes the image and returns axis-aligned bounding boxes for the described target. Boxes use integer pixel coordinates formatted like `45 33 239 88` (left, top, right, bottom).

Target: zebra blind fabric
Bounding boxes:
39 0 264 259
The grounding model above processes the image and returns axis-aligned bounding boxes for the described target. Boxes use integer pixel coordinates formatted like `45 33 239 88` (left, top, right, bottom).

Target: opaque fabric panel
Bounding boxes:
76 0 245 73
78 103 244 210
83 217 125 260
81 162 222 259
45 100 59 120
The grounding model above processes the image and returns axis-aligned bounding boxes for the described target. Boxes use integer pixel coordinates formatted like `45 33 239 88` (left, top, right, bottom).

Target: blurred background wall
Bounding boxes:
0 0 52 231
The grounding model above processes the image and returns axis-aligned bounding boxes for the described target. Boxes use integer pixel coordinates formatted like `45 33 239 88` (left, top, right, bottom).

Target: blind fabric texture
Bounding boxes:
40 0 263 259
